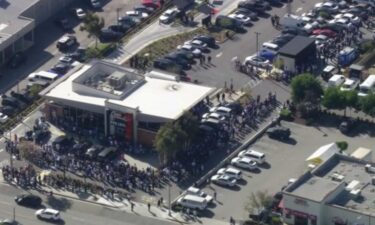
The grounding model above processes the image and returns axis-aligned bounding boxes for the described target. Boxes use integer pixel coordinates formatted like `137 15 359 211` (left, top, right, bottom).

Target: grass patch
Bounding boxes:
86 43 116 59
125 27 233 67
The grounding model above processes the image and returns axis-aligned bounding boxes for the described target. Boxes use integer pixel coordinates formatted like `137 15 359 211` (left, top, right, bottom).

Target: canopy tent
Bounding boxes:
306 143 340 165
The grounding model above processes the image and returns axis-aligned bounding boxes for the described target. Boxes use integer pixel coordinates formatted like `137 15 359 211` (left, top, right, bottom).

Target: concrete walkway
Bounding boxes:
105 0 241 65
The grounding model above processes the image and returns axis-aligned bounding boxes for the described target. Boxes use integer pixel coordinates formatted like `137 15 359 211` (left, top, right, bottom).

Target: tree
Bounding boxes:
244 191 273 218
291 74 323 104
336 141 348 152
360 93 375 118
80 12 104 48
176 111 200 151
322 87 346 112
344 90 359 115
154 122 187 165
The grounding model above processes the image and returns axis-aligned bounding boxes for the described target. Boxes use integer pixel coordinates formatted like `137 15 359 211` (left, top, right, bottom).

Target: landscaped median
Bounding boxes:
124 27 235 67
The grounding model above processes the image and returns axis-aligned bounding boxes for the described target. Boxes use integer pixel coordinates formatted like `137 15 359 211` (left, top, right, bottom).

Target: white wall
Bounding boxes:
283 194 322 225
322 204 374 225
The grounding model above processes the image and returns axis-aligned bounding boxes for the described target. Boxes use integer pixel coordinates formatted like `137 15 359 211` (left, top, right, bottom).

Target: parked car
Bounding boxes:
159 8 180 24
126 10 149 19
1 106 17 116
193 35 217 48
217 167 242 180
134 5 155 14
75 8 87 19
234 8 258 21
177 44 202 58
15 194 42 208
56 35 77 51
244 55 271 68
184 40 208 52
266 126 291 140
66 47 86 62
211 174 237 187
50 63 70 75
311 28 337 38
85 145 103 159
8 52 26 68
186 187 214 202
0 112 9 123
118 16 139 26
228 13 252 26
339 118 355 134
153 58 184 74
109 24 130 34
163 55 191 69
35 208 60 221
100 28 123 42
0 219 18 225
11 90 33 104
231 157 257 170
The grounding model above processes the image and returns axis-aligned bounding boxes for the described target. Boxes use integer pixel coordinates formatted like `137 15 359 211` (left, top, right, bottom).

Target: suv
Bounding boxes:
266 126 291 140
56 36 77 51
15 194 42 208
35 208 60 221
159 8 180 24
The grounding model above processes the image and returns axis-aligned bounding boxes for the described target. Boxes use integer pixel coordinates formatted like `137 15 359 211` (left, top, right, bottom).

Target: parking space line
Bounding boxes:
216 52 223 58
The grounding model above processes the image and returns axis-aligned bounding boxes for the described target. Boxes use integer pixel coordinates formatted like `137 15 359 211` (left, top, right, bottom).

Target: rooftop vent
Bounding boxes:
365 164 375 173
331 173 345 182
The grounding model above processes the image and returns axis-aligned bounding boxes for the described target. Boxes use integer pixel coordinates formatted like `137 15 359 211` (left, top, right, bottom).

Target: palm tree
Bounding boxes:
80 12 104 48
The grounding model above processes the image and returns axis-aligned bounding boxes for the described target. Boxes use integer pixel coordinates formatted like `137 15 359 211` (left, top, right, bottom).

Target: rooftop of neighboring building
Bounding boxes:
0 0 34 43
285 153 375 215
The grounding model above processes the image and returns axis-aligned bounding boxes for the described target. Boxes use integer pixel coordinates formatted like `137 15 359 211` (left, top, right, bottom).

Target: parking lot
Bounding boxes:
198 120 375 221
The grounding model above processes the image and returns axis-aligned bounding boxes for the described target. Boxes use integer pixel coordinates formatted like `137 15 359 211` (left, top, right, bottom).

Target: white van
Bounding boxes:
177 195 208 210
358 75 375 97
327 74 345 87
186 187 213 203
28 71 58 83
262 42 279 53
238 149 266 164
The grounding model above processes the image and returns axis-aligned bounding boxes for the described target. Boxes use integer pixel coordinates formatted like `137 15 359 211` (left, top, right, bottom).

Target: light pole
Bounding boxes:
168 183 171 216
255 32 261 73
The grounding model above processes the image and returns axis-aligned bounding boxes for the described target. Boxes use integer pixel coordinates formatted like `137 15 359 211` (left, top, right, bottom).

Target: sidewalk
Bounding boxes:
105 0 241 65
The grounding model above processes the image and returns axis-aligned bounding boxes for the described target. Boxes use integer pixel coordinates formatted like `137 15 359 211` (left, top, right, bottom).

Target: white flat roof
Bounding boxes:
44 64 214 120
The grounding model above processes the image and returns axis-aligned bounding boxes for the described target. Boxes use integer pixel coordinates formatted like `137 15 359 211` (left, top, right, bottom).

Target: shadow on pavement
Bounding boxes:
46 196 72 212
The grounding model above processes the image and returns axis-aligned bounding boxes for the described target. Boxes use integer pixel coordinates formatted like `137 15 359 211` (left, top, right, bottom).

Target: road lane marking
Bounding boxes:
216 52 223 58
296 7 303 12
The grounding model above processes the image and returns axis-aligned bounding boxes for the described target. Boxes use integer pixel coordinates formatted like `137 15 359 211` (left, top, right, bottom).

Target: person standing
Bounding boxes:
147 202 151 211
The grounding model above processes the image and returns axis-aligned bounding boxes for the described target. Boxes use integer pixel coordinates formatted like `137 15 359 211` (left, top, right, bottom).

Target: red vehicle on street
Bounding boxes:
311 29 337 38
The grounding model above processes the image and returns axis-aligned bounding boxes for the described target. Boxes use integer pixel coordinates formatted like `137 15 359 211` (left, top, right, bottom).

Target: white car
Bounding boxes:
184 40 208 51
340 78 359 91
211 174 237 187
329 18 350 28
244 55 271 68
75 8 86 19
159 8 180 24
186 187 214 202
209 106 232 117
342 13 361 24
322 1 339 12
59 56 75 64
228 13 252 25
126 10 149 19
177 44 202 57
0 112 9 123
231 157 257 170
217 167 242 180
310 34 328 47
35 208 60 221
202 112 226 121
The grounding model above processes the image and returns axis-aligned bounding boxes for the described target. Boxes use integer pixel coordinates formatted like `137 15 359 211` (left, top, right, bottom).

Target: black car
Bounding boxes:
10 90 33 104
281 27 308 36
266 126 291 140
108 25 130 34
8 52 26 68
272 34 295 46
193 35 217 48
118 16 139 26
56 35 77 51
1 106 17 116
66 48 86 62
234 8 258 21
15 194 42 208
100 28 123 42
1 96 24 109
253 0 271 10
173 50 195 62
238 0 266 14
50 63 70 75
153 58 184 74
339 119 355 134
164 55 191 69
264 0 282 6
134 5 155 14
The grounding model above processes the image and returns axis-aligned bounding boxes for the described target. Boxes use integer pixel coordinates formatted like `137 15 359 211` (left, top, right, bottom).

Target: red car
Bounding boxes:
312 29 337 38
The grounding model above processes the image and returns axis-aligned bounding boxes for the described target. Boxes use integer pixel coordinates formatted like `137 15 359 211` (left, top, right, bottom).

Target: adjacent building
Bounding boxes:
40 60 214 146
283 153 375 225
0 0 73 65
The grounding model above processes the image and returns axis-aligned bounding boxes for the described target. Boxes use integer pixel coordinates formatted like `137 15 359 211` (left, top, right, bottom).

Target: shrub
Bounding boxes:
280 108 293 121
336 141 348 152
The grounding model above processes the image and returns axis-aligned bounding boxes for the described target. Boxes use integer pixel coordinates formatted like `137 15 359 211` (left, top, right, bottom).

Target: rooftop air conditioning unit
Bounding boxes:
350 189 361 199
365 164 375 173
332 173 345 182
345 180 360 191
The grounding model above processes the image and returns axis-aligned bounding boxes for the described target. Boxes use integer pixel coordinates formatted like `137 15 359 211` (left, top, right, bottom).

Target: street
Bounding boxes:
0 184 177 225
